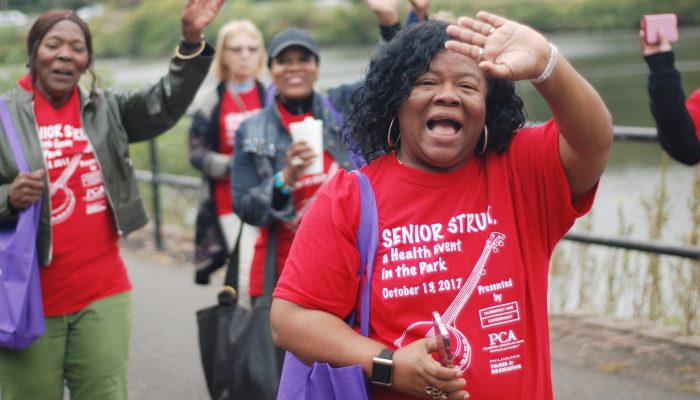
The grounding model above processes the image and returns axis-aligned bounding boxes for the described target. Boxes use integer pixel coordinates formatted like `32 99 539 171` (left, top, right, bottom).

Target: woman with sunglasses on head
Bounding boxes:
189 19 268 310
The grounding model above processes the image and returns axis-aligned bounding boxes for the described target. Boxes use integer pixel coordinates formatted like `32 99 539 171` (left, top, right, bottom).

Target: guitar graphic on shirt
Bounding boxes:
49 151 83 224
393 232 505 372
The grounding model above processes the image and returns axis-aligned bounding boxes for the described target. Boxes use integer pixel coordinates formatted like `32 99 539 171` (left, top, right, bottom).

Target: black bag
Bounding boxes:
196 226 283 400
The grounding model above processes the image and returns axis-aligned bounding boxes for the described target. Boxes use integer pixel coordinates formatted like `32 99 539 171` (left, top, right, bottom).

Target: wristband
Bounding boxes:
531 43 558 84
380 23 401 42
274 171 292 195
180 34 204 50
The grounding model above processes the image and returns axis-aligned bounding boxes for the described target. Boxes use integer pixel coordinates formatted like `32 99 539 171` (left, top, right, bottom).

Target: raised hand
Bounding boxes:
181 0 224 42
445 11 550 82
366 0 400 26
8 169 44 210
639 27 672 56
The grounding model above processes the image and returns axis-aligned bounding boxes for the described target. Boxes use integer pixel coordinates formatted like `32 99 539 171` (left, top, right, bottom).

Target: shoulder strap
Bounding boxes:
0 98 29 173
346 170 378 337
321 96 367 169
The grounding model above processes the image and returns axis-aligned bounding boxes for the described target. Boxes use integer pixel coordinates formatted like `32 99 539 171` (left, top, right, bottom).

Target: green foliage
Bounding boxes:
121 0 182 57
129 117 197 177
7 0 92 12
0 26 27 65
0 0 699 61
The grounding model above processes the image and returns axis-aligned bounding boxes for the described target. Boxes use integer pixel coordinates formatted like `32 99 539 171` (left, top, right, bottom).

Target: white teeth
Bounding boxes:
428 118 462 131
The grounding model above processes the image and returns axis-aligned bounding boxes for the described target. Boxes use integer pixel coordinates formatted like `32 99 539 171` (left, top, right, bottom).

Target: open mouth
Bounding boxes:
427 118 463 135
286 76 305 85
52 69 74 77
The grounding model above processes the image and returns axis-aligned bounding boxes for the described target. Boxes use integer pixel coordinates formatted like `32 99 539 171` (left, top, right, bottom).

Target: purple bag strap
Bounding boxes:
0 98 28 173
346 170 378 337
321 96 367 169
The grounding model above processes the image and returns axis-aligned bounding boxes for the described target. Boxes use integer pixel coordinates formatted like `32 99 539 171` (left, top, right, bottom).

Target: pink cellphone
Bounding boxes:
432 311 454 367
642 13 679 45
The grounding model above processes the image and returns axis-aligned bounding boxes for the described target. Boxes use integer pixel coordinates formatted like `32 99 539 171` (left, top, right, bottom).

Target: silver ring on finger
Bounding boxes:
424 386 438 396
437 390 447 400
290 157 303 167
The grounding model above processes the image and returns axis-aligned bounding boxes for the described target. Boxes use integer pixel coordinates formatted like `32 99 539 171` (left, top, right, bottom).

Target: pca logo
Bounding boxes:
483 329 524 353
488 329 518 346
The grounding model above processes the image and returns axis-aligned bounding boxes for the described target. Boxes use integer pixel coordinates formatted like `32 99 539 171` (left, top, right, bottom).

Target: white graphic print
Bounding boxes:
49 152 82 224
41 123 107 225
393 232 505 372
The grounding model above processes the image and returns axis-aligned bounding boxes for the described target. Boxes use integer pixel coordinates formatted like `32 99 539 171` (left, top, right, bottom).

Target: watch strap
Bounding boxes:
377 348 393 361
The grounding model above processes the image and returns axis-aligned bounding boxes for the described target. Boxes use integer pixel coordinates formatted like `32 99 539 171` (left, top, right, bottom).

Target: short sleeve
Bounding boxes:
508 120 597 250
273 170 363 320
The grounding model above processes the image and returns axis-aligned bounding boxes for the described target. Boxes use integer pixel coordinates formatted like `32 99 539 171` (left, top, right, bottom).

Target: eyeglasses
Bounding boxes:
224 46 260 55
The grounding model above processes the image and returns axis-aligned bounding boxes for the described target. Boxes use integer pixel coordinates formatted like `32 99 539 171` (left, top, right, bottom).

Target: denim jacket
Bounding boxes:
232 82 360 227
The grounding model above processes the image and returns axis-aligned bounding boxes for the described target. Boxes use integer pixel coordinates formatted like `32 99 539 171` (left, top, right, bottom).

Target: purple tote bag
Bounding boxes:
277 170 378 400
0 98 45 350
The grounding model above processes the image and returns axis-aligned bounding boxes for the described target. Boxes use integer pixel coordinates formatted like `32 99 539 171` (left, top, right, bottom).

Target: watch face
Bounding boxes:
372 357 393 386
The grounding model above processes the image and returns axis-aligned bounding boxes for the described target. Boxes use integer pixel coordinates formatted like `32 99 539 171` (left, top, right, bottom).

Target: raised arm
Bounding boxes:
641 30 700 165
117 0 224 141
446 11 613 200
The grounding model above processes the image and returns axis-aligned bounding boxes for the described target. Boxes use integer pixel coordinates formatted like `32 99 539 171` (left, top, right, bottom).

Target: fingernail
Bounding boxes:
463 393 470 399
458 378 466 386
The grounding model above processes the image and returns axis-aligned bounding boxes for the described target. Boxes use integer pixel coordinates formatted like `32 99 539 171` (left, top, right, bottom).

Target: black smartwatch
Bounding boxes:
371 348 394 386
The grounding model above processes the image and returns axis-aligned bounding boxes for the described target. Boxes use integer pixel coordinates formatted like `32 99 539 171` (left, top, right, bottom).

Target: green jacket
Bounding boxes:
0 46 213 266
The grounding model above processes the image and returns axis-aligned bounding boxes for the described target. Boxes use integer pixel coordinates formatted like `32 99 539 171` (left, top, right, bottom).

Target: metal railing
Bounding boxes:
135 125 699 260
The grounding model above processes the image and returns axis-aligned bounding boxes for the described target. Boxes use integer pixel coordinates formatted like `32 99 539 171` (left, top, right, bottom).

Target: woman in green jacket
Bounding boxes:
0 1 222 399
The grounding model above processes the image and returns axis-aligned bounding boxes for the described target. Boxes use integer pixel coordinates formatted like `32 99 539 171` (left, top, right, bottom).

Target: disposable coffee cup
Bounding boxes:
289 117 323 175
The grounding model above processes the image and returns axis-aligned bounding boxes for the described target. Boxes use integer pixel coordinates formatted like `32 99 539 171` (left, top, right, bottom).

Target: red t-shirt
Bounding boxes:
19 76 131 316
214 85 262 215
686 88 700 143
274 120 597 400
248 101 340 297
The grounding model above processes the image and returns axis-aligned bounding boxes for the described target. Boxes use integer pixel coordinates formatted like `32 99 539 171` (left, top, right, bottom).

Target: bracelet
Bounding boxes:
174 39 205 60
274 171 293 195
531 43 558 84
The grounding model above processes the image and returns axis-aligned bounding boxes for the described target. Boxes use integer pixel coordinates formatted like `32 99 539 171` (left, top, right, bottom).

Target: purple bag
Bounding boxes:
0 98 45 350
277 170 378 400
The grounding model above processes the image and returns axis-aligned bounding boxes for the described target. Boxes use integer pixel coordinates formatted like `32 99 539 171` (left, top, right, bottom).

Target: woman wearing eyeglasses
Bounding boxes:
189 20 268 309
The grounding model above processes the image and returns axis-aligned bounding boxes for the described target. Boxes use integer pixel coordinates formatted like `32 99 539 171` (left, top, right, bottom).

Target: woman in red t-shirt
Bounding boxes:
0 1 222 399
188 19 267 309
271 13 613 400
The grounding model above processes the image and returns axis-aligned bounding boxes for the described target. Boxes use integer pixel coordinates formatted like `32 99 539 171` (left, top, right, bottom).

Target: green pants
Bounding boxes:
0 291 132 400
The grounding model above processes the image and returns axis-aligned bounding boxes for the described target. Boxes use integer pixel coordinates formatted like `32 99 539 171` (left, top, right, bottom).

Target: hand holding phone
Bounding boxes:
642 13 679 45
432 311 454 367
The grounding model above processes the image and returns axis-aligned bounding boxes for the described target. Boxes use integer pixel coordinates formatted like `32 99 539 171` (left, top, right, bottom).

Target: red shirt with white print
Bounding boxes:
19 76 131 316
213 84 262 215
275 120 597 400
248 100 340 297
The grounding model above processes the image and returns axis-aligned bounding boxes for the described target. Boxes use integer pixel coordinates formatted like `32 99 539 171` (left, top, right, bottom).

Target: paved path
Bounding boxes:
122 244 700 400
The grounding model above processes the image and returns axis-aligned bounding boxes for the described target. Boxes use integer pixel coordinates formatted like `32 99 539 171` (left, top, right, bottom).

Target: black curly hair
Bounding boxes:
345 20 526 163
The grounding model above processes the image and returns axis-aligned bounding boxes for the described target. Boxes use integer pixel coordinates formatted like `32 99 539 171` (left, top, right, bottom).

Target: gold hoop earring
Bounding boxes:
477 125 489 155
387 118 400 149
